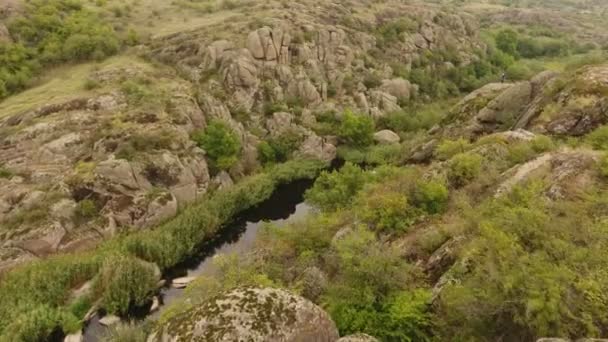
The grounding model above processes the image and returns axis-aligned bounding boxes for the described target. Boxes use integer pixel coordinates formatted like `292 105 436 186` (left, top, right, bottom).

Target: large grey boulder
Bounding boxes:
150 287 339 342
380 78 413 102
374 130 400 144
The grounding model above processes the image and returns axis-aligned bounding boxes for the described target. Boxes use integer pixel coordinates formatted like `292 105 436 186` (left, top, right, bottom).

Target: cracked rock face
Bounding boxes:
150 287 339 342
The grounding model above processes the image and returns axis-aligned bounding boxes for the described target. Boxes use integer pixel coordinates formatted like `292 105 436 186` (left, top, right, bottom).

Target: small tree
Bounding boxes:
193 120 241 171
304 163 368 211
496 29 519 57
339 111 375 147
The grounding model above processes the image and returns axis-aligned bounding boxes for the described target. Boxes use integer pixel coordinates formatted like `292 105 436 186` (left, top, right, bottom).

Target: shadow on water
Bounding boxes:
82 178 314 342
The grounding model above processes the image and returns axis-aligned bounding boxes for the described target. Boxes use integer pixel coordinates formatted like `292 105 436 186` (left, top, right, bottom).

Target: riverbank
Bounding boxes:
0 159 327 341
83 178 314 341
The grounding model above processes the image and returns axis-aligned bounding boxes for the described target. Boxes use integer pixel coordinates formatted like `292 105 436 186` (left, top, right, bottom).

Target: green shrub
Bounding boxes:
435 138 471 160
102 322 147 342
193 120 242 171
379 108 442 134
93 255 158 315
120 79 156 106
305 163 368 211
0 166 13 179
324 226 429 339
257 131 303 165
339 111 375 147
412 179 450 214
74 199 99 222
0 0 120 98
506 63 534 81
2 305 81 342
586 125 608 150
362 72 382 89
358 188 419 234
448 152 483 187
530 135 555 153
599 154 608 178
507 142 536 165
376 18 418 47
495 29 519 56
263 102 288 116
437 184 608 340
83 78 100 90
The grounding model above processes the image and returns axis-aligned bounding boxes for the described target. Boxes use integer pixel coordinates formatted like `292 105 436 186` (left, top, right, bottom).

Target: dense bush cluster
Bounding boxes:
258 130 304 165
192 120 242 171
0 0 120 98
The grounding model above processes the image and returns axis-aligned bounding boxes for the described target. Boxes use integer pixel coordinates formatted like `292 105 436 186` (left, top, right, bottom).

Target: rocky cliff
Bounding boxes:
0 0 489 271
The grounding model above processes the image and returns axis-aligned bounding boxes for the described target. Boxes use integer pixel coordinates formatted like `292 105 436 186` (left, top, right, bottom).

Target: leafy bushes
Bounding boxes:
599 154 608 178
435 138 471 160
412 179 449 214
93 255 158 315
338 111 375 147
258 130 304 165
448 152 483 186
1 0 120 98
378 105 444 134
375 18 419 48
437 184 608 340
305 163 368 211
496 29 519 56
102 323 147 342
323 226 431 340
586 125 608 150
193 120 241 171
358 188 418 234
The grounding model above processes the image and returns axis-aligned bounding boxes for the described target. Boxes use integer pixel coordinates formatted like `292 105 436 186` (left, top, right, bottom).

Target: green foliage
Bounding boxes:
435 138 472 160
193 120 241 171
376 18 418 48
324 226 431 340
74 199 99 222
506 63 535 81
258 130 304 165
517 36 568 58
93 255 158 315
379 107 443 134
120 78 158 107
0 0 120 98
448 152 483 187
437 184 608 340
358 187 418 234
339 111 375 147
102 323 147 342
412 179 450 214
0 166 13 179
496 29 519 56
0 256 99 339
305 163 368 211
0 43 38 97
599 154 608 178
362 72 383 89
2 304 81 342
507 135 555 165
586 125 608 150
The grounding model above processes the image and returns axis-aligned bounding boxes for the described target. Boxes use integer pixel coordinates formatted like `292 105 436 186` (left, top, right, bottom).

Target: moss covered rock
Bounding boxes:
150 287 339 342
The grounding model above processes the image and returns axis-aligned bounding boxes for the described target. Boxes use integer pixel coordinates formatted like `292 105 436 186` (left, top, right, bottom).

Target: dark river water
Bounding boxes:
82 179 314 341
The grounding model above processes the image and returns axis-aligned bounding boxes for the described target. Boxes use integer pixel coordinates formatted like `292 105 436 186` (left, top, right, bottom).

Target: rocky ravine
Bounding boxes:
0 0 487 271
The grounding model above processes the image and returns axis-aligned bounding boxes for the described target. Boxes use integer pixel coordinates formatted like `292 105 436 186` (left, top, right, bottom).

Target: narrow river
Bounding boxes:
82 179 314 341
